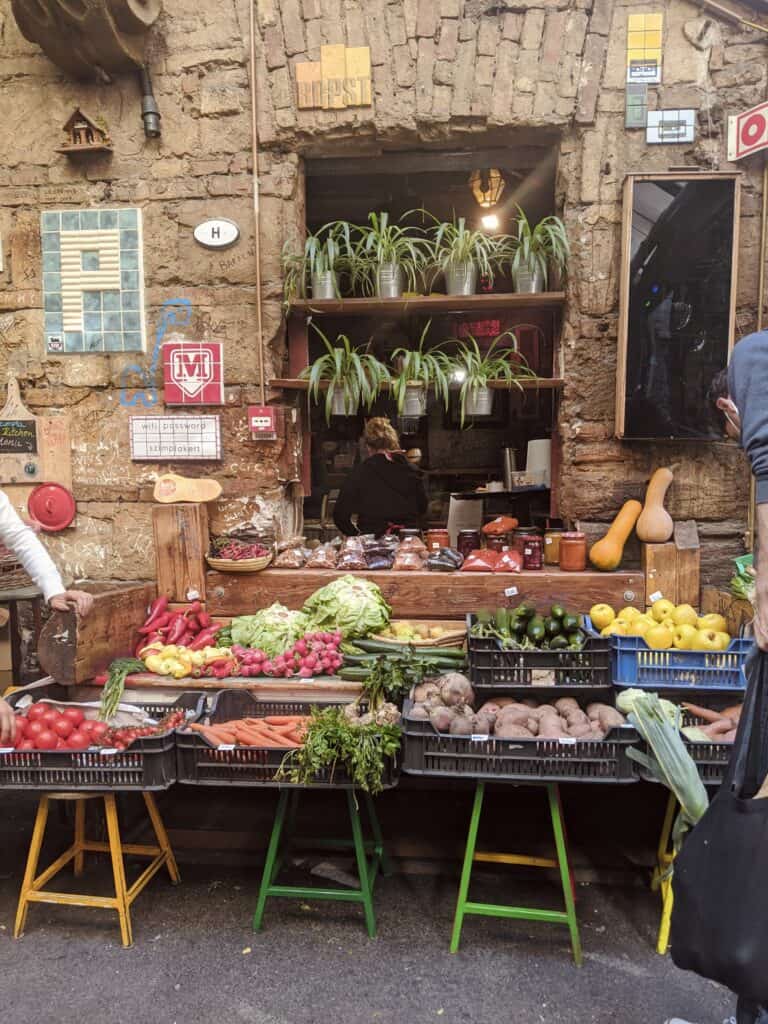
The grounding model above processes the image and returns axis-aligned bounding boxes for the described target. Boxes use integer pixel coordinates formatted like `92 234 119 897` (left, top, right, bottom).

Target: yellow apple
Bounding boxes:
672 604 699 628
602 622 627 637
651 599 677 623
673 624 698 650
589 604 615 631
697 613 728 634
618 606 641 622
691 629 722 652
661 616 677 632
629 618 652 638
645 624 674 650
714 631 731 651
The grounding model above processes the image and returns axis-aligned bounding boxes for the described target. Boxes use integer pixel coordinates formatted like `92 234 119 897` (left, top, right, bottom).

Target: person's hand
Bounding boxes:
716 397 741 440
49 590 94 617
0 699 16 746
755 579 768 652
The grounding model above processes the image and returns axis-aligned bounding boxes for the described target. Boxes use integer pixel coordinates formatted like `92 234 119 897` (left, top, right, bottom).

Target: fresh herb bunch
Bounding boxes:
100 658 146 722
277 706 401 794
362 651 447 710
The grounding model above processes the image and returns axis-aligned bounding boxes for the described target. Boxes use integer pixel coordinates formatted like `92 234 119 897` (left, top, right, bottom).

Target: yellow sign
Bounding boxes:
626 13 663 85
296 45 372 110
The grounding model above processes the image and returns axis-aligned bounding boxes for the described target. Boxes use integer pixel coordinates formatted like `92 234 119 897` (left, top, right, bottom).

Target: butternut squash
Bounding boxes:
636 467 674 543
589 500 643 571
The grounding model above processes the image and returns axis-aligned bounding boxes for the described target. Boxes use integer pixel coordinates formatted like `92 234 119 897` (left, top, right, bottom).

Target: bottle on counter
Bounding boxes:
522 534 544 570
456 529 482 559
543 527 564 565
559 531 587 572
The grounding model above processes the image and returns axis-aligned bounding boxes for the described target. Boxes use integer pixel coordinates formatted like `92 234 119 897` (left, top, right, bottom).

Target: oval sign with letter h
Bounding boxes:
193 218 240 250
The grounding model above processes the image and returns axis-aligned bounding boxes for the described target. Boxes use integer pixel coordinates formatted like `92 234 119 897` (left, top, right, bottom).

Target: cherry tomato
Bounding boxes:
27 703 50 722
62 708 85 728
35 730 58 751
52 718 74 739
41 708 62 728
26 721 45 739
67 731 91 750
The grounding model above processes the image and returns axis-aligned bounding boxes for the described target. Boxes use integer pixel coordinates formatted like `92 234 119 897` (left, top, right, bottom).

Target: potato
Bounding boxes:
495 721 534 739
429 706 457 733
450 715 474 736
409 703 430 720
413 681 441 703
439 673 475 707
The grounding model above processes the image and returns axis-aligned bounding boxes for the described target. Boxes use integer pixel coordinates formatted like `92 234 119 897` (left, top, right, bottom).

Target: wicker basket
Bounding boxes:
206 552 273 573
0 544 32 591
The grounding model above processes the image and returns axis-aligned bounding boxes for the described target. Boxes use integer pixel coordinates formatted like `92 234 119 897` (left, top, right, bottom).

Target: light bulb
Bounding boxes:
481 213 499 231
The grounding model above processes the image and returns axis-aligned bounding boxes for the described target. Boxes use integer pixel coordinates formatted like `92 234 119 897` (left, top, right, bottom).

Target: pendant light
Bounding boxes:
469 167 506 209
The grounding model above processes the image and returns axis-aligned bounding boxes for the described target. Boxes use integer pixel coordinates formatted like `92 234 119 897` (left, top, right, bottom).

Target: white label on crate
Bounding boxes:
504 586 519 598
100 747 119 756
471 734 490 742
218 743 236 751
0 746 15 754
557 737 577 746
649 590 663 603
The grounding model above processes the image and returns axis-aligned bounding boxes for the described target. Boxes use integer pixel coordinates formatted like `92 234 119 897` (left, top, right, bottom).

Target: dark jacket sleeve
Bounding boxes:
729 331 768 504
333 469 361 535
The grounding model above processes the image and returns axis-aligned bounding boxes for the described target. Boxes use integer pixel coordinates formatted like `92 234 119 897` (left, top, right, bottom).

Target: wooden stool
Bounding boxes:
651 790 677 955
450 781 582 965
14 792 180 948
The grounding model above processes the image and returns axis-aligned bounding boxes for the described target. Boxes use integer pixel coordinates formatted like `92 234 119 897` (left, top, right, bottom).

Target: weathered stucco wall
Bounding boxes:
0 0 766 586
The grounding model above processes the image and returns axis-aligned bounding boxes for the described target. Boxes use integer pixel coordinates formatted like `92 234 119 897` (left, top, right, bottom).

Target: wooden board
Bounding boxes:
701 587 753 636
287 292 565 317
205 568 645 618
37 582 156 685
121 674 361 699
641 542 678 606
674 520 701 608
153 503 209 602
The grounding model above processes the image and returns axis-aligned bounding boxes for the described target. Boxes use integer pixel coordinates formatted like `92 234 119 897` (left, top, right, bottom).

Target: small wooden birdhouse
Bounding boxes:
56 108 112 156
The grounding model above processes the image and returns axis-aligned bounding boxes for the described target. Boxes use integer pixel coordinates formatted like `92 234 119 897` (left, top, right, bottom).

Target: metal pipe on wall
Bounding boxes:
248 0 267 406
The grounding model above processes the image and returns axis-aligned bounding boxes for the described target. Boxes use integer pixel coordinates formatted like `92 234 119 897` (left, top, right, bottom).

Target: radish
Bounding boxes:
298 666 313 677
295 639 307 656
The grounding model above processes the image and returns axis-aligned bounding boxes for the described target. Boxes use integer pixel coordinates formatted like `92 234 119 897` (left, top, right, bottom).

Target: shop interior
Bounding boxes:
298 142 564 538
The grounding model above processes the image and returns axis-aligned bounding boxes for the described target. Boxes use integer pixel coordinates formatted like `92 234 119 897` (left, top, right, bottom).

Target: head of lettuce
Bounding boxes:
302 575 391 640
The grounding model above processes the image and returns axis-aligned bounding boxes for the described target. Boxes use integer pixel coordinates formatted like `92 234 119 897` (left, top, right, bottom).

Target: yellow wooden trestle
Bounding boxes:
651 790 677 955
14 791 180 948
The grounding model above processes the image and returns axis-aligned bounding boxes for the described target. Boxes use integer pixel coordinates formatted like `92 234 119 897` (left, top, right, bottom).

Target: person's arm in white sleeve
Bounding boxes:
0 492 93 616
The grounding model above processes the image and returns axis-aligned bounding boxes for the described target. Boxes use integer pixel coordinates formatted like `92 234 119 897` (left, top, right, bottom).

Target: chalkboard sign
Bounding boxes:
0 420 38 454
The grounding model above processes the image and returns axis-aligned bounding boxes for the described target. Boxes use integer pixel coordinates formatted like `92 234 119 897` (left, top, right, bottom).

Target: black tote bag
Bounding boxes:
671 647 768 1003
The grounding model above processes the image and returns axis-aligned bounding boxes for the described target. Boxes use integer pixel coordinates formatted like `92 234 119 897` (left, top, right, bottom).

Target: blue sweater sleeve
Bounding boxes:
729 330 768 504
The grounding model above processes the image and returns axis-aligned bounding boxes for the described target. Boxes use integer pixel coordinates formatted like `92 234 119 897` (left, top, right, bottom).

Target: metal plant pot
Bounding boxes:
402 384 427 417
376 262 403 299
331 389 357 416
445 260 477 296
463 387 494 417
311 270 337 299
512 266 545 293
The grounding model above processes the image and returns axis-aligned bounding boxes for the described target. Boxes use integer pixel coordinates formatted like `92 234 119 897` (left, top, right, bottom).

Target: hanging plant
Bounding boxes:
300 323 391 424
446 330 538 426
390 320 452 416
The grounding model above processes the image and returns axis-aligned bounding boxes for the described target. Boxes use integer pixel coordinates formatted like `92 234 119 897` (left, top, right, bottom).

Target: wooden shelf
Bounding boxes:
287 292 566 316
271 377 564 392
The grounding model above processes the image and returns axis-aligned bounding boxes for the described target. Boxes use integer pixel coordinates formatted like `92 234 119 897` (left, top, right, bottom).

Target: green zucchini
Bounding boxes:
354 638 465 658
337 667 373 681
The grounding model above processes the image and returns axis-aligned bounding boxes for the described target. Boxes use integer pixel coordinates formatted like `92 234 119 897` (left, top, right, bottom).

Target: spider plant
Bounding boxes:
390 320 452 416
416 210 504 294
281 220 353 302
353 212 430 297
447 330 538 426
504 206 570 292
300 323 390 424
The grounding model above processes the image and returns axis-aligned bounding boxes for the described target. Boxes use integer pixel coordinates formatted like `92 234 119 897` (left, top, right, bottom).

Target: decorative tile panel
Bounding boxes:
41 208 146 354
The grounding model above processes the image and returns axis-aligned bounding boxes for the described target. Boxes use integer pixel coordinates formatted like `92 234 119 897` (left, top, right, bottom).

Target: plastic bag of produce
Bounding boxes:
493 548 522 573
461 549 500 572
306 543 339 568
274 546 309 568
302 575 391 639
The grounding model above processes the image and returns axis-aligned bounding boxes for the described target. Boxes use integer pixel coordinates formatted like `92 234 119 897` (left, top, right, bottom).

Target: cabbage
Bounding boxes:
231 603 308 658
302 575 391 639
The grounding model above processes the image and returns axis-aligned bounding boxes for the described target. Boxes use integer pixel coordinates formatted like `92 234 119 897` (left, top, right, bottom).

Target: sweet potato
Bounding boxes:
439 673 475 707
555 697 580 714
429 706 457 733
567 721 592 738
478 701 502 716
450 715 474 736
587 703 625 731
472 711 496 733
494 721 534 739
413 681 441 703
496 707 533 728
538 717 569 739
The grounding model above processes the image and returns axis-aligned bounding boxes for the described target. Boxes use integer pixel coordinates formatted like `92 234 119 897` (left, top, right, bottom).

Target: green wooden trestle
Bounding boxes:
450 781 582 965
252 789 391 937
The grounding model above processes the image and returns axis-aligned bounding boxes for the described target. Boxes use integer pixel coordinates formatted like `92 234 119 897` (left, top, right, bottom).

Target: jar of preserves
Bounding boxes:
485 534 508 552
512 527 539 556
456 529 481 559
426 528 450 551
399 528 422 541
522 535 543 570
559 531 587 572
543 528 564 566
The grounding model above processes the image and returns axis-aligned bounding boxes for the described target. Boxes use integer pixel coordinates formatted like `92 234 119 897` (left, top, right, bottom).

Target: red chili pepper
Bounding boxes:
165 614 186 644
188 626 219 651
138 611 171 635
197 610 212 629
135 635 162 658
212 663 232 678
93 672 108 686
185 615 200 633
185 601 202 616
141 595 169 630
176 631 194 648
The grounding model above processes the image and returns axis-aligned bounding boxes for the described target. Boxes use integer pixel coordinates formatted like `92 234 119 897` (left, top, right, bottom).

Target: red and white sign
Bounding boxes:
728 101 768 161
248 405 278 440
162 341 224 405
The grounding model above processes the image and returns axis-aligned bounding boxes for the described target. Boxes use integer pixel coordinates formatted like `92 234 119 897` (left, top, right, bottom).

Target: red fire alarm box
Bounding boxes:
248 405 278 441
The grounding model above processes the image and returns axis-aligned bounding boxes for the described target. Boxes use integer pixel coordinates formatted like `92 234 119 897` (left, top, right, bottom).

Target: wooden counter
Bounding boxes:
206 568 645 618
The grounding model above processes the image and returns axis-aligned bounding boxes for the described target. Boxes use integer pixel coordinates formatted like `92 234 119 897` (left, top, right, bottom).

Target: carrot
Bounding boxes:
264 716 305 726
682 702 733 725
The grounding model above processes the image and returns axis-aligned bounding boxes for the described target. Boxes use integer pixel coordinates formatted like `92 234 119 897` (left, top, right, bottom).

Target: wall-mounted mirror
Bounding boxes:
615 172 740 440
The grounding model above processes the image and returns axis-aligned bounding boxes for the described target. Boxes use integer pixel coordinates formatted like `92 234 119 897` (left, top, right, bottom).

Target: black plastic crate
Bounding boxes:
467 614 612 689
401 700 637 784
176 689 399 789
1 683 203 792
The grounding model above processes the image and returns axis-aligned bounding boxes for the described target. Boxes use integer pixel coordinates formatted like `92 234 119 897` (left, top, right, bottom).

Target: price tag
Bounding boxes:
649 590 663 603
218 743 236 751
0 746 15 754
100 747 119 756
471 733 490 742
504 586 519 598
557 737 577 746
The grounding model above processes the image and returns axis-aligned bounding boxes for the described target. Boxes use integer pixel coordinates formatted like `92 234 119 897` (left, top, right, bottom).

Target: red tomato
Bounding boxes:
14 716 27 737
67 731 91 750
41 708 62 728
17 739 36 751
52 717 74 739
62 708 85 728
27 703 50 722
26 721 45 739
89 722 109 741
34 730 58 751
55 738 69 750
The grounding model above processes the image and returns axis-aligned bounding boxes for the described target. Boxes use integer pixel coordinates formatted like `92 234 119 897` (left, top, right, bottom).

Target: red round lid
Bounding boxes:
27 483 76 532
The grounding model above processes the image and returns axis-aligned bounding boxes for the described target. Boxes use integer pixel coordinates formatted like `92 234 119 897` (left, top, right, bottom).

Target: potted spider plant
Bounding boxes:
419 212 503 296
353 212 429 298
505 207 570 293
447 330 537 425
281 221 353 302
390 320 452 417
300 324 390 423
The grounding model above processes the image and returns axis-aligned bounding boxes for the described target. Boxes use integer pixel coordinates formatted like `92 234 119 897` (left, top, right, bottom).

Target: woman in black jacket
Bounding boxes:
333 418 428 537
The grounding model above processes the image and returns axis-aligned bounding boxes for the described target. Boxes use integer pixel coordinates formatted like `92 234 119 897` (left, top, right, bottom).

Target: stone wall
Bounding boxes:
0 0 766 587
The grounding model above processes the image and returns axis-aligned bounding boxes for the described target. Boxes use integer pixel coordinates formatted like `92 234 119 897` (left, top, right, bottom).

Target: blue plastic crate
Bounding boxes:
612 633 751 690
